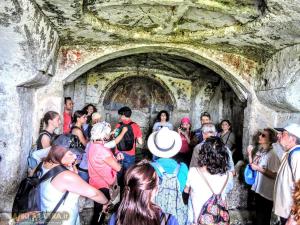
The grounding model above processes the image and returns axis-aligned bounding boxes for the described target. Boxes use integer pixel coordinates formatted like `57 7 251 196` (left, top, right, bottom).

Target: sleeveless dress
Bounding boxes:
39 166 80 225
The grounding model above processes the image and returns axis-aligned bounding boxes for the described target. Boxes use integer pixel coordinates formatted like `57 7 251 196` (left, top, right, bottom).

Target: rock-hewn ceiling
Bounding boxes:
35 0 300 62
94 53 219 81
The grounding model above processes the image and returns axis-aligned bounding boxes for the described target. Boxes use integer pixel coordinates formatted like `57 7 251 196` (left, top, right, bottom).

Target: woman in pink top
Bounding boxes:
88 121 121 225
175 117 192 166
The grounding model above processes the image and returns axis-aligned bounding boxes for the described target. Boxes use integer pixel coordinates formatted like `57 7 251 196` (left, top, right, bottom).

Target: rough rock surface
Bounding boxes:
1 0 300 223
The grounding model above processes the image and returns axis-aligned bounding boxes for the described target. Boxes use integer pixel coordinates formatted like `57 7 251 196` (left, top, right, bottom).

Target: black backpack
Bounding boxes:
12 163 69 224
116 122 135 151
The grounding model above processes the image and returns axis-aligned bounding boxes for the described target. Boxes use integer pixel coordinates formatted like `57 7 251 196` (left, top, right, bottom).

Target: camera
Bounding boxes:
180 127 187 132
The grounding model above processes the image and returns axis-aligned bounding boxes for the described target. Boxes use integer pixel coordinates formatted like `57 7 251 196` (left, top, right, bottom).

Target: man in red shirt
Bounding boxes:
63 97 74 134
115 106 142 168
106 106 142 184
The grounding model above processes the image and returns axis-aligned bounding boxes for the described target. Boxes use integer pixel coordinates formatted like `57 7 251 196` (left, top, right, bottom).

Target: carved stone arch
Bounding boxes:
62 45 251 103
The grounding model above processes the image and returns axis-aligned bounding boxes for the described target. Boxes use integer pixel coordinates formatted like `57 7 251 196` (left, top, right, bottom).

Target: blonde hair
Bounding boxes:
92 112 101 121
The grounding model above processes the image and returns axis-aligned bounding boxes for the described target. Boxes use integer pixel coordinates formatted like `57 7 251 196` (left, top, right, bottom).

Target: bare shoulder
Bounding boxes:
72 128 81 134
55 170 78 182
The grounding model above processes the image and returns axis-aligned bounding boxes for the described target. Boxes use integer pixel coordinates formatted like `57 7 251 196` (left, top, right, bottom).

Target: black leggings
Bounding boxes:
90 188 110 225
255 193 273 225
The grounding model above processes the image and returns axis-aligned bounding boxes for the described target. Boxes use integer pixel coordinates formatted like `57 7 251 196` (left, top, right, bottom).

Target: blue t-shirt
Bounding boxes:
153 122 174 132
192 128 203 144
108 212 179 225
152 158 188 192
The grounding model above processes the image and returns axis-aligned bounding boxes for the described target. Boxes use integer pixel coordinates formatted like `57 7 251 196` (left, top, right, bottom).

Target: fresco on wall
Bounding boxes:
103 76 174 112
103 76 174 150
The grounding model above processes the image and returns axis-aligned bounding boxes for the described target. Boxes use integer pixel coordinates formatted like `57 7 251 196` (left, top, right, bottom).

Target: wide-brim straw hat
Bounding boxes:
147 127 182 158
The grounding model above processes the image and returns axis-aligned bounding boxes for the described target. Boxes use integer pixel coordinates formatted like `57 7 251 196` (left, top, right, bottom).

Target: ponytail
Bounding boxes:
40 111 59 131
39 118 44 133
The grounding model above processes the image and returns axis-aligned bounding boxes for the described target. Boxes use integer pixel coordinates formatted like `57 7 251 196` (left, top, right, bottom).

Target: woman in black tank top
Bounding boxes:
37 111 61 149
71 110 88 147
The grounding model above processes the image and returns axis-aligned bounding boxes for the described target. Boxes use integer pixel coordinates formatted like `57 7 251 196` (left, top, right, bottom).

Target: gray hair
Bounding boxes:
201 123 217 135
290 134 300 145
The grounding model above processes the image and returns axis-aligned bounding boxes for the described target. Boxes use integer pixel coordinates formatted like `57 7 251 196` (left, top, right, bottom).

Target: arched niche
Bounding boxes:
62 45 250 103
101 76 175 147
103 76 175 112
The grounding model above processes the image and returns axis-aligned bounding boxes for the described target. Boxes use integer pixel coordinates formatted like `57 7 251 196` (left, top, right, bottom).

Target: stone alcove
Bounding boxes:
102 76 175 136
62 52 249 221
64 53 246 154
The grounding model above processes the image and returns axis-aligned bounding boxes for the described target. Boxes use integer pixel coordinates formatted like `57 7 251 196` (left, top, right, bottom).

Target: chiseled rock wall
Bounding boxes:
0 0 59 219
256 44 300 113
1 1 300 224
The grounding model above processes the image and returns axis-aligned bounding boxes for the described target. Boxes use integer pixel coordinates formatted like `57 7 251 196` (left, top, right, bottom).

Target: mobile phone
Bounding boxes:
180 127 187 132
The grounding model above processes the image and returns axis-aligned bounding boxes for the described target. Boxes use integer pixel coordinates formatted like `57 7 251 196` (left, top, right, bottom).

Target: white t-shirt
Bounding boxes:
251 148 280 201
274 145 300 218
185 167 233 224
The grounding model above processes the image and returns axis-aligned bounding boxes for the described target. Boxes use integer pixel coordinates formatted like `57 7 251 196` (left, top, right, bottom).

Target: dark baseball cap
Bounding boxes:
52 134 85 155
274 123 300 138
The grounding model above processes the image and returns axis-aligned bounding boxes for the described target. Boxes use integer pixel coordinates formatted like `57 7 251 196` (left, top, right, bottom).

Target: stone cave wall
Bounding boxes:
0 0 59 218
0 1 299 222
255 45 300 129
64 66 245 148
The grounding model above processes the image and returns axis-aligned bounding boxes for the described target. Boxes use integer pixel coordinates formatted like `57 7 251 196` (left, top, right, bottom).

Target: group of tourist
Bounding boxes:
245 125 300 225
21 96 300 225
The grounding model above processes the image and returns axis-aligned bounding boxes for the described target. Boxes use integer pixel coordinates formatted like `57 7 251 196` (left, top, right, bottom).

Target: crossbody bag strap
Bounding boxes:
224 132 231 145
44 191 69 225
32 162 43 177
39 164 69 224
197 168 229 195
39 165 68 183
160 212 171 225
288 147 300 182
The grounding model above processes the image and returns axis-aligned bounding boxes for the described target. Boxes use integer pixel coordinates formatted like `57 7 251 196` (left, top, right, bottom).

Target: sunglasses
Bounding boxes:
260 133 267 138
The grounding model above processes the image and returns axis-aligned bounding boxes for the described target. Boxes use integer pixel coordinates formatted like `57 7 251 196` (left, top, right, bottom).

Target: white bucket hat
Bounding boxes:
147 127 182 158
91 121 111 141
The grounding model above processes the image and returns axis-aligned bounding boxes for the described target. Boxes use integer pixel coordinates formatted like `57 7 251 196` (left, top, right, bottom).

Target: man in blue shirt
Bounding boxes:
190 112 211 147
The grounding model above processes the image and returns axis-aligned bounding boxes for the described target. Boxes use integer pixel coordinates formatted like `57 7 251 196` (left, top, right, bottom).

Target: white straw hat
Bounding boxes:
147 127 182 158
